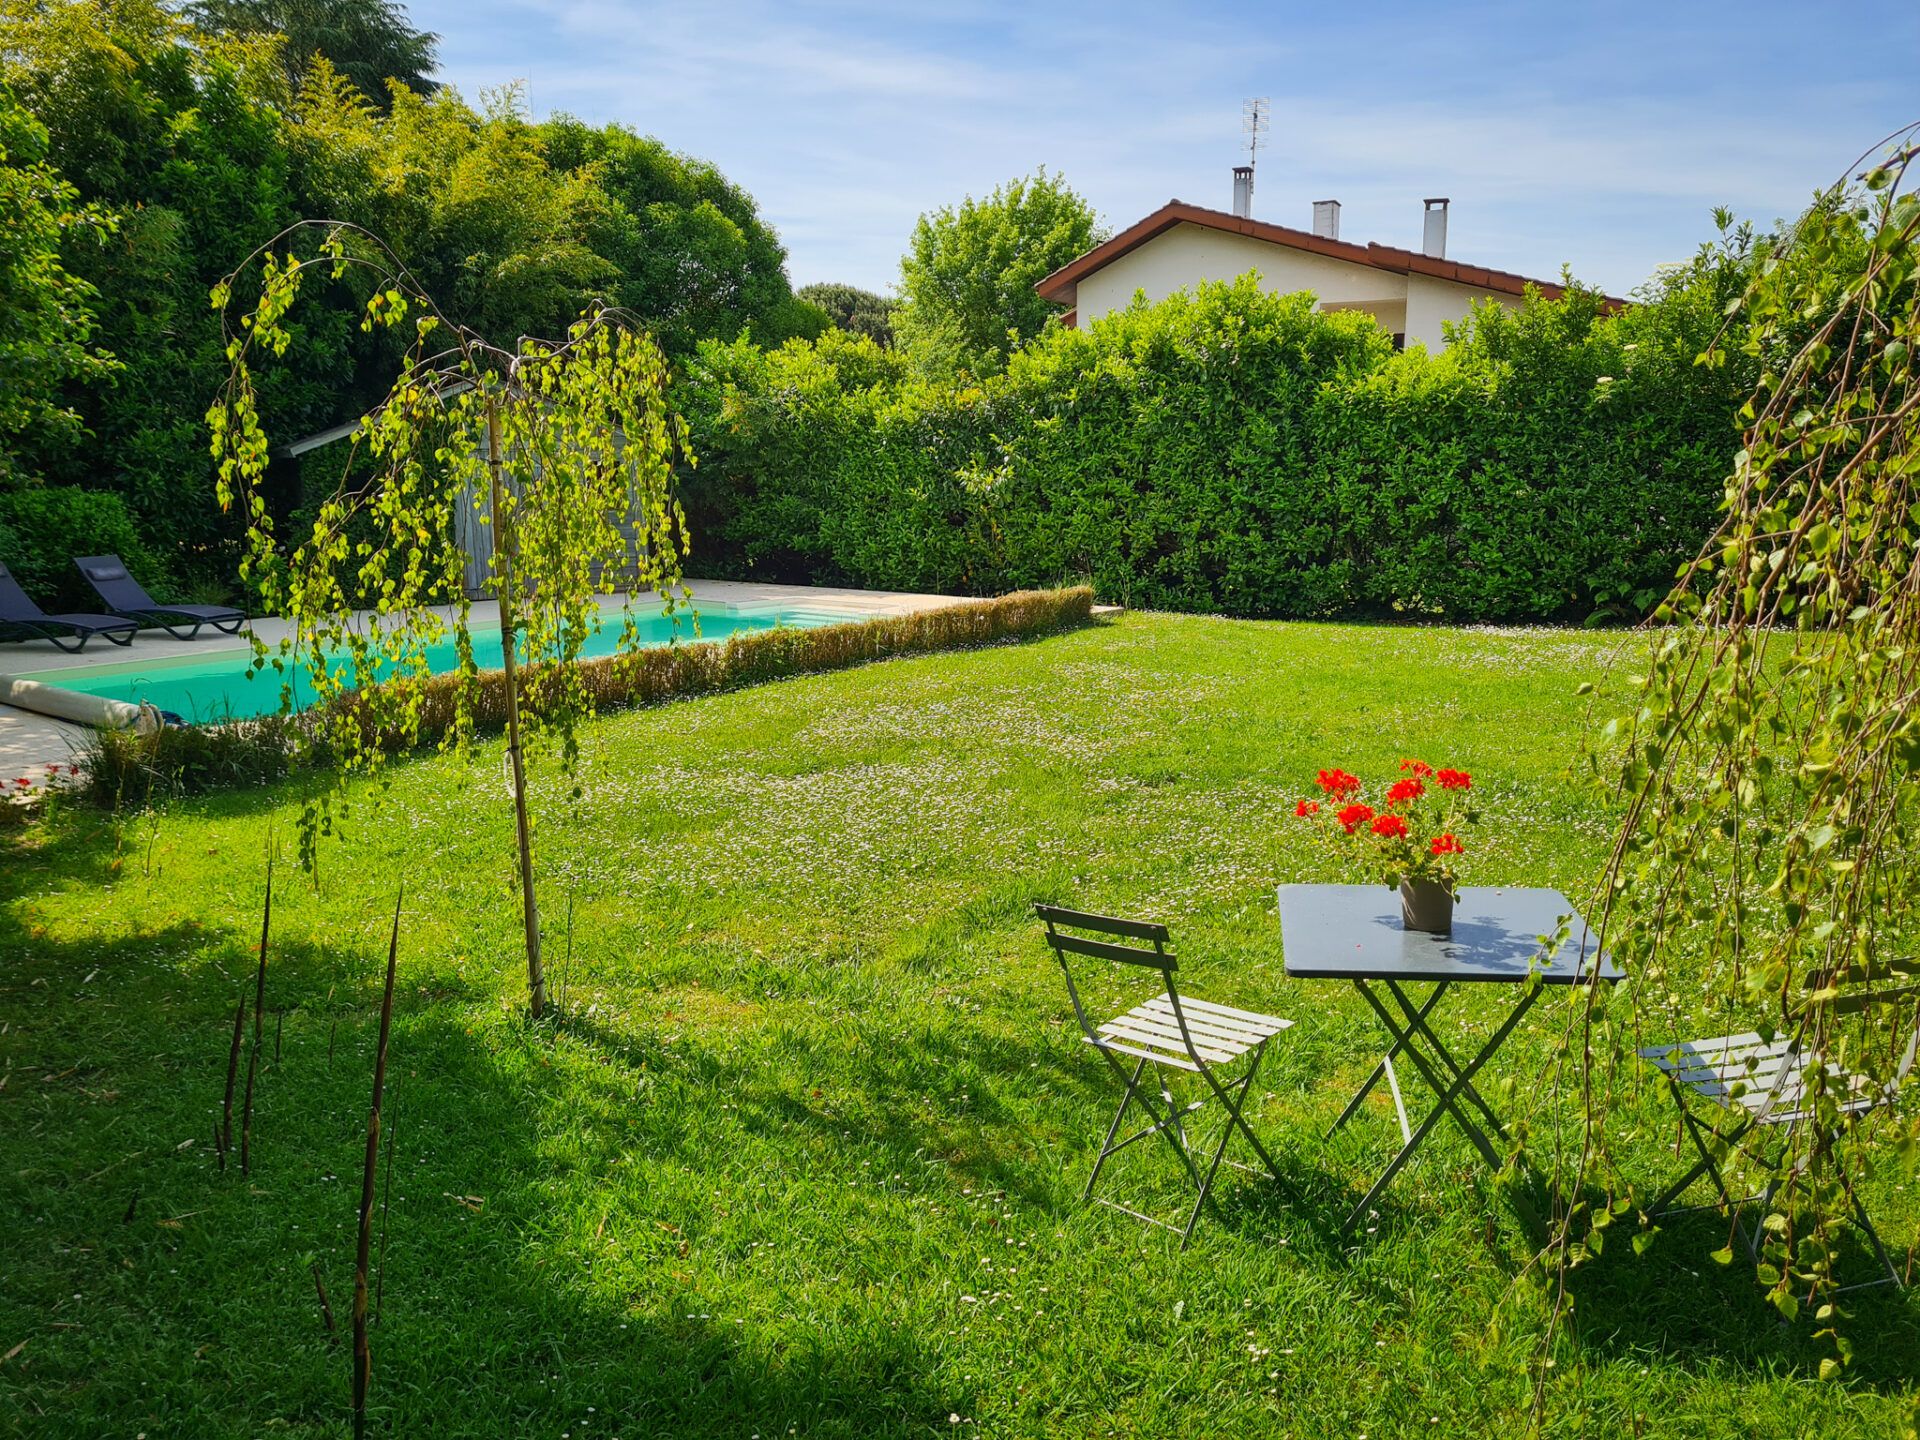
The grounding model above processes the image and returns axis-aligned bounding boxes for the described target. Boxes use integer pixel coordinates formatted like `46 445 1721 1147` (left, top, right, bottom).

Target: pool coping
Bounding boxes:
0 579 976 784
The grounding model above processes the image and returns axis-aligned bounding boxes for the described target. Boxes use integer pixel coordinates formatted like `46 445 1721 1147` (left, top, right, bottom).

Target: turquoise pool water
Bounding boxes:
14 604 844 724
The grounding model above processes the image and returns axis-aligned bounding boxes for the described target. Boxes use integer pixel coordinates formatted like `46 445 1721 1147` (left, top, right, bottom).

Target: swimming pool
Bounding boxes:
11 603 845 724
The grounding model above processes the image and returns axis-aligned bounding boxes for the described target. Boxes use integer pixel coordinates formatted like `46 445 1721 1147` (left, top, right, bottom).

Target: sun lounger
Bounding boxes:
75 554 246 640
0 561 138 653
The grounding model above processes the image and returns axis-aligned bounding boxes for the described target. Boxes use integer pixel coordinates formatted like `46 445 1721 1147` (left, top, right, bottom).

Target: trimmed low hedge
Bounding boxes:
79 587 1094 802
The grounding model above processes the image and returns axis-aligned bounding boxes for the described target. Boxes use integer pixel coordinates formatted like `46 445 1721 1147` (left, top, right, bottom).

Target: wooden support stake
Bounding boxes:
489 389 545 1018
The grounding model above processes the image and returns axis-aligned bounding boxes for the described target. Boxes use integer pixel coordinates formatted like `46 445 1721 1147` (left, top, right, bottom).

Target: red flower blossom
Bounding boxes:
11 778 28 789
1295 799 1320 817
1430 833 1464 856
1370 813 1410 839
1315 768 1361 800
1436 769 1473 791
1385 776 1425 806
1399 758 1434 777
1337 802 1375 834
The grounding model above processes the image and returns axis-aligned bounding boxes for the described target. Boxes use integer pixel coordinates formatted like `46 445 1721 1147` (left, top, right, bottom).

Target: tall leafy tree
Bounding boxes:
290 74 618 345
1560 135 1920 1371
0 84 115 483
539 116 821 353
186 0 437 103
797 281 894 346
894 168 1103 378
1 0 329 586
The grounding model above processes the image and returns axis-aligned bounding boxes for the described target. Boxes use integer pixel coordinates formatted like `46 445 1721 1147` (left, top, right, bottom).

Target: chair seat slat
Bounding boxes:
1083 1034 1202 1072
1139 994 1291 1039
1639 1031 1771 1063
1098 1014 1245 1064
1650 1047 1794 1082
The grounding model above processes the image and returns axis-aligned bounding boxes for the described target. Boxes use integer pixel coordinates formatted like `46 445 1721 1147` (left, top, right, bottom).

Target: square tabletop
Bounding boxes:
1276 884 1620 984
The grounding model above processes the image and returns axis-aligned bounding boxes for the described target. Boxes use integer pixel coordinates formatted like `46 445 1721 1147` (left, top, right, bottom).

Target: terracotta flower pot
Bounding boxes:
1399 876 1454 935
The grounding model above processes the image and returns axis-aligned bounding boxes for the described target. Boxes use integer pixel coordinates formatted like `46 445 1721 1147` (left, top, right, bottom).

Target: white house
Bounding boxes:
1036 179 1619 351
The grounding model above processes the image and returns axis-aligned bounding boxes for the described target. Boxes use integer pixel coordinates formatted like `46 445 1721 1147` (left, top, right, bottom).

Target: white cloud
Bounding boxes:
415 0 1920 295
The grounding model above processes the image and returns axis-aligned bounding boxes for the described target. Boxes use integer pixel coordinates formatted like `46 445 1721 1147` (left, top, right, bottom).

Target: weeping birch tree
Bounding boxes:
209 220 692 1017
1557 129 1918 1369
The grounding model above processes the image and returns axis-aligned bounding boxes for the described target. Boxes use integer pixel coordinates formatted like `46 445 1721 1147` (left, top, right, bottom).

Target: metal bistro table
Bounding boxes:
1276 884 1619 1235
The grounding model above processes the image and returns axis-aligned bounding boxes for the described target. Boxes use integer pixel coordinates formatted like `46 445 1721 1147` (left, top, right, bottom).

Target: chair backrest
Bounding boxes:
0 561 47 621
1037 903 1184 1047
75 554 150 610
1805 957 1920 1084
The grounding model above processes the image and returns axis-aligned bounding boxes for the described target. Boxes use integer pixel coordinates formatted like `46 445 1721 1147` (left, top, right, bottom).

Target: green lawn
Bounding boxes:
3 612 1915 1437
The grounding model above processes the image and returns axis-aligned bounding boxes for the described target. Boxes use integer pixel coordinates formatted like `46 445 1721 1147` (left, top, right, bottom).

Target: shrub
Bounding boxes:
0 486 165 610
75 588 1094 804
679 271 1751 623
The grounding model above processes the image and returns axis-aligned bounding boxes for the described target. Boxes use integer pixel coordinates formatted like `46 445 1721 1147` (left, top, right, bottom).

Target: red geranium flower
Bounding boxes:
1430 833 1464 856
11 778 28 789
1295 799 1320 817
1315 768 1361 800
1436 769 1473 791
1399 758 1434 776
1386 776 1425 806
1370 813 1410 839
1337 802 1374 834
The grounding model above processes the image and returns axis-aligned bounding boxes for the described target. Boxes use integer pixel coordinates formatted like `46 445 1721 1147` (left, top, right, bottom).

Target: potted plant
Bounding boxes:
1295 761 1477 934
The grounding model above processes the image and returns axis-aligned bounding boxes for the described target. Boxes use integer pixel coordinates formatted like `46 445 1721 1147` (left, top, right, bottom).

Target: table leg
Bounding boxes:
1383 978 1515 1143
1328 980 1446 1141
1341 980 1546 1238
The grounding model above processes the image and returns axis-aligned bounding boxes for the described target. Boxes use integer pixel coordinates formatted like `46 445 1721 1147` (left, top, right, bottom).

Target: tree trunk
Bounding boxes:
487 392 545 1018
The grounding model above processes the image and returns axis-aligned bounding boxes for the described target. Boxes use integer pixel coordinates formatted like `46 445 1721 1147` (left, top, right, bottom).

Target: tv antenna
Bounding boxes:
1242 97 1270 171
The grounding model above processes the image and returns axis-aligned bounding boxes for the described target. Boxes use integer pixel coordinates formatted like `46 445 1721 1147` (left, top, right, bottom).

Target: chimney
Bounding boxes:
1311 199 1341 240
1231 165 1254 218
1422 197 1449 258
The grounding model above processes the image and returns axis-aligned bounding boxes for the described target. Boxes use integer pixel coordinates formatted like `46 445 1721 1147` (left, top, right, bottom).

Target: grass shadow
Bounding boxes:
1558 1203 1920 1389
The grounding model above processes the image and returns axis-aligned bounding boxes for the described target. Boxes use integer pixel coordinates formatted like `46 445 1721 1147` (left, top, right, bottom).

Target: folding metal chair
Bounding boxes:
1037 903 1292 1247
1640 958 1920 1290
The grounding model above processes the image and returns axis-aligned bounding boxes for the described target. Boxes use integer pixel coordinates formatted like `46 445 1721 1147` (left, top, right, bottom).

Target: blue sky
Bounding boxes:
414 0 1920 298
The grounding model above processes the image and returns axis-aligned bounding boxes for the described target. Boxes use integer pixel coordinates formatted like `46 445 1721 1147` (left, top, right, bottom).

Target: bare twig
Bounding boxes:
239 850 274 1175
312 1262 338 1344
218 995 245 1169
353 890 403 1439
374 1083 397 1327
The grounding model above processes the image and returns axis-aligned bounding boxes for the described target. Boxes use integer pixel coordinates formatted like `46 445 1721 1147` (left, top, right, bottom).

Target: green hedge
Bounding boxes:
679 271 1748 623
78 587 1094 802
0 486 166 611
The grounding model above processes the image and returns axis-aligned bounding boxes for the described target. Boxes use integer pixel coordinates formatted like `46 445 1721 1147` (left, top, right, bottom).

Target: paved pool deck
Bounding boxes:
0 579 972 786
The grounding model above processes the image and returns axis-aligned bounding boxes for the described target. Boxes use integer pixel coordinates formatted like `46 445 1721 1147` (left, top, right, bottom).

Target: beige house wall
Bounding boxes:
1071 221 1525 350
1403 273 1523 351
